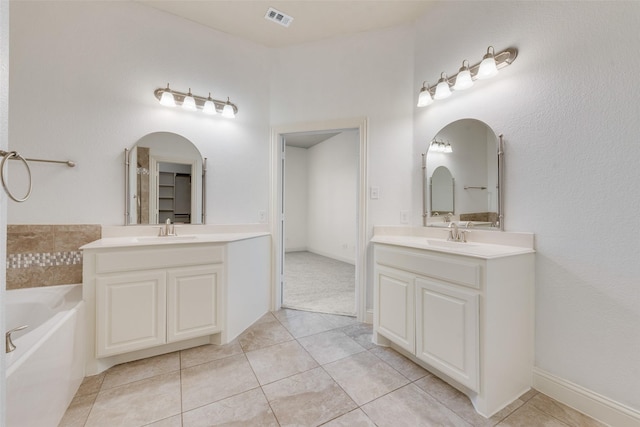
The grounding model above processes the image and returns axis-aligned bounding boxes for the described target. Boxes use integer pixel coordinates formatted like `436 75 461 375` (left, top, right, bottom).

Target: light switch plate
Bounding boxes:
370 186 379 199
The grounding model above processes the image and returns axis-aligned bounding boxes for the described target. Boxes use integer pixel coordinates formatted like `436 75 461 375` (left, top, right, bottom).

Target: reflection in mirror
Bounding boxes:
430 166 454 214
125 132 205 225
424 119 503 230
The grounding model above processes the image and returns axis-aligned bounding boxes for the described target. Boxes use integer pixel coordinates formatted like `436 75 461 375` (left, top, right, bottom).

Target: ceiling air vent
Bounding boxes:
264 7 293 28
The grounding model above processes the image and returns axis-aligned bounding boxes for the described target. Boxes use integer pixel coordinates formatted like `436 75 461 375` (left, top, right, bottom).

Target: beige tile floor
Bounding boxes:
59 309 606 427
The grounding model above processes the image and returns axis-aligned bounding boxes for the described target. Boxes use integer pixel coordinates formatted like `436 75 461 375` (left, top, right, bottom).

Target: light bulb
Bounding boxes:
203 93 216 115
453 60 474 91
417 83 433 107
434 73 451 100
222 98 235 118
159 84 176 107
182 89 197 111
477 46 499 80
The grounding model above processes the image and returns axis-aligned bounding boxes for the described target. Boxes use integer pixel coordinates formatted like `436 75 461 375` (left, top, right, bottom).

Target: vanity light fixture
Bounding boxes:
434 73 452 100
477 46 499 79
221 98 235 119
453 60 473 91
202 93 217 115
417 46 517 107
154 84 238 118
182 88 197 111
417 83 434 107
159 84 176 107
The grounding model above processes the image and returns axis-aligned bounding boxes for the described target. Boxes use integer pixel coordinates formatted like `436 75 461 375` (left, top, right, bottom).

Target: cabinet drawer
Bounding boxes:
95 245 224 274
375 245 481 289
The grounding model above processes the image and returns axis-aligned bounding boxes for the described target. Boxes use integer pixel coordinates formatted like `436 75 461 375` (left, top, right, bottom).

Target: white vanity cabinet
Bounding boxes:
93 245 223 358
373 239 534 418
82 232 271 375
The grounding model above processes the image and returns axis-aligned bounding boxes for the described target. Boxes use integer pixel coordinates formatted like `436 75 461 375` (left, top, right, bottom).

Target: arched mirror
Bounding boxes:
430 166 454 214
423 119 504 230
125 132 206 225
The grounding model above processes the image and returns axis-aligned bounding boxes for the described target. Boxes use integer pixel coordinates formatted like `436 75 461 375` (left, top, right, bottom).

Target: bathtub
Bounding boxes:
6 284 85 427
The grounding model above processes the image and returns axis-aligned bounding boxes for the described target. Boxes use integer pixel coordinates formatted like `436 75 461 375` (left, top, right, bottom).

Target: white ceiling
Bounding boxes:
284 131 341 149
138 1 432 146
138 0 433 48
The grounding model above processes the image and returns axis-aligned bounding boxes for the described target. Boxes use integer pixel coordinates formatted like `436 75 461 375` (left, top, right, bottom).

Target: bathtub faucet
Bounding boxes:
6 325 28 353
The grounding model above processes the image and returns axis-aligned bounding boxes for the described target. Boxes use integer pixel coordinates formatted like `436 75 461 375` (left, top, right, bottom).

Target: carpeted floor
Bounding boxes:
283 251 355 316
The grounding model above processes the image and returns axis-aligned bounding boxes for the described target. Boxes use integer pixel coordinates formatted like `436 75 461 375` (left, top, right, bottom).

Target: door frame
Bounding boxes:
270 117 368 321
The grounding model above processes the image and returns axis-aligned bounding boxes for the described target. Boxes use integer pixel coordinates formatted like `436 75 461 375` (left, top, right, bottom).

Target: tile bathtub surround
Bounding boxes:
59 308 607 427
6 224 101 289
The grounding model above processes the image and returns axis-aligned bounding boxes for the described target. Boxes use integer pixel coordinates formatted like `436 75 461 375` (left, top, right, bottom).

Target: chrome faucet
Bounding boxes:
6 325 28 353
158 218 177 237
447 222 469 242
447 222 459 241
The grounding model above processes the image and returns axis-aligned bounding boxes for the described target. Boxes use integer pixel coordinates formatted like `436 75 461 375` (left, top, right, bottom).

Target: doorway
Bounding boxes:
282 130 358 315
270 118 368 321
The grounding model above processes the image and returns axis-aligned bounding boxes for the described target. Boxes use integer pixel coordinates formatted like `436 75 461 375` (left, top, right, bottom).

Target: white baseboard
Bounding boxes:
533 368 640 427
307 248 356 265
284 247 307 253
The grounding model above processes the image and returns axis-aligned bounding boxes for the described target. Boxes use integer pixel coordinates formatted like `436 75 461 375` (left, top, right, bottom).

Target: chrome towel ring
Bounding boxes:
1 150 32 202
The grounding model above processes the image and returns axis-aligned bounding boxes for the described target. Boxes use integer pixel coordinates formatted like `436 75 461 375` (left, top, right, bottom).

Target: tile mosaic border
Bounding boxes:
7 251 83 269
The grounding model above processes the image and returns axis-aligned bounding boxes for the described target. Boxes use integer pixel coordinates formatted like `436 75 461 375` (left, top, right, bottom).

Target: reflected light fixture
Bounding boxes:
416 46 517 107
430 139 452 153
453 60 473 91
417 82 433 107
154 84 238 118
434 73 452 100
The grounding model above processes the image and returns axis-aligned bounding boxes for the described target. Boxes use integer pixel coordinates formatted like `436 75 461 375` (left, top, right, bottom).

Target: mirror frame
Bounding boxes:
422 119 504 231
124 133 207 225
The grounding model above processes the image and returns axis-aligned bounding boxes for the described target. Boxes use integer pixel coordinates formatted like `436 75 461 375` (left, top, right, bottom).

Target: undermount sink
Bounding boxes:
426 239 478 249
133 235 198 243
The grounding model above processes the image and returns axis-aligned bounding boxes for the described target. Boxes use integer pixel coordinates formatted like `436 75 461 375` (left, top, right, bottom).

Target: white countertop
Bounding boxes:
371 233 535 259
81 232 270 250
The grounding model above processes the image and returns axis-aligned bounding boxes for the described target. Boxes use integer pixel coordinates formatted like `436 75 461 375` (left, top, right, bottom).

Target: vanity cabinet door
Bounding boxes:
96 271 167 357
375 265 415 353
167 265 223 342
415 277 480 391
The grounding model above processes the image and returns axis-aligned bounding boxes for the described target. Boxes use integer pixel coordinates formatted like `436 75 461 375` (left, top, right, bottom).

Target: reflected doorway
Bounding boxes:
281 130 359 316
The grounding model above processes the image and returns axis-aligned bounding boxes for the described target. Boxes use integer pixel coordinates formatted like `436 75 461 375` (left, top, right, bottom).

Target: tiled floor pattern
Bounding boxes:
59 309 606 427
